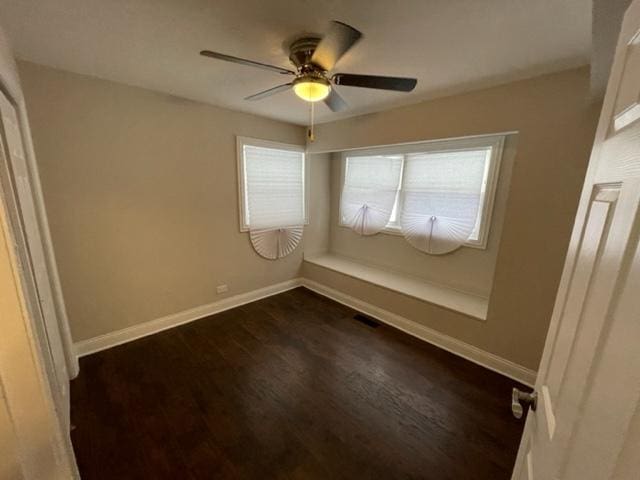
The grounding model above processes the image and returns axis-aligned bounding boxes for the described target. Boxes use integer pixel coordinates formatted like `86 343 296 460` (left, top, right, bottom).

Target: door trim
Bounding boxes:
0 81 77 378
0 26 79 478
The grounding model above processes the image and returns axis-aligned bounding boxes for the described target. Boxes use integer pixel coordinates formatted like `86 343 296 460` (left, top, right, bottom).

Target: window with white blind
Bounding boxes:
339 135 504 250
340 154 404 235
237 137 307 231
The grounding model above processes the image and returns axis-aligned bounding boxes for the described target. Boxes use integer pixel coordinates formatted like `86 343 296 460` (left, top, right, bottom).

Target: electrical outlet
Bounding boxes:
216 284 228 294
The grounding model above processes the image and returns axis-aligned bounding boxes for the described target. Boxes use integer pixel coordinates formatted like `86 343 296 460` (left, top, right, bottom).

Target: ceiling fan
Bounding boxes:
200 21 418 112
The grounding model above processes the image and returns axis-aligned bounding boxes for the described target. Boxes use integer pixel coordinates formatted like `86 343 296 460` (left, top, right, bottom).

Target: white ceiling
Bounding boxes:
0 0 591 125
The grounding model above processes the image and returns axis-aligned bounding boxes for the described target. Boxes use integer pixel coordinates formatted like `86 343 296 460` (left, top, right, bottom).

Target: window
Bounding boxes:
339 135 504 249
341 154 403 235
237 137 307 231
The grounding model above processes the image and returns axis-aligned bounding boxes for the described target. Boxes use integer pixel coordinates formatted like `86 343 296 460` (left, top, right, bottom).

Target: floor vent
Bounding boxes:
353 313 380 328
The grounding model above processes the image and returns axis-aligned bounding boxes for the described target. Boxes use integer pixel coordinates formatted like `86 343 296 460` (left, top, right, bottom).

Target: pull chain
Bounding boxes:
307 101 315 143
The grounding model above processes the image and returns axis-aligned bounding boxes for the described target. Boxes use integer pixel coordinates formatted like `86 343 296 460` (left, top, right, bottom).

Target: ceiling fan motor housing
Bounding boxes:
288 37 322 71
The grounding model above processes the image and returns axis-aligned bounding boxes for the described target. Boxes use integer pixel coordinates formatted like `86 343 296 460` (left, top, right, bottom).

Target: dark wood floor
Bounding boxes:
71 287 524 479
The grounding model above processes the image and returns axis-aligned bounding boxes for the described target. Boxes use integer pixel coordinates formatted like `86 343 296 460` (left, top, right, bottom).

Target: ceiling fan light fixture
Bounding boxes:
200 21 418 112
293 77 331 102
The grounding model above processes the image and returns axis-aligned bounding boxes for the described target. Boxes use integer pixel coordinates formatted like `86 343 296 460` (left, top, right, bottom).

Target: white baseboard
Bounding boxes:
74 278 303 357
75 275 536 387
302 278 537 387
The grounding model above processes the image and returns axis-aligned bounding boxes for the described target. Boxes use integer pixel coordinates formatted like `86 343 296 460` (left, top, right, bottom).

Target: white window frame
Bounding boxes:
236 136 308 232
339 134 505 249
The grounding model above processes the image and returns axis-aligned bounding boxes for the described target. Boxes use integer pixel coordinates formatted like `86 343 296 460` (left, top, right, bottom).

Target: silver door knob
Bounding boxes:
512 388 537 419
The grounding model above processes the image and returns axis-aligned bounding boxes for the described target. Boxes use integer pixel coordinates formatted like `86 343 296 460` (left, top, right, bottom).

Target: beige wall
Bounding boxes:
20 59 599 372
303 152 331 257
18 61 318 341
305 67 601 370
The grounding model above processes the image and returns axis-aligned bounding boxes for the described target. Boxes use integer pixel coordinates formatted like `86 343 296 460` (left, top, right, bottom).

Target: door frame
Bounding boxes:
0 69 77 380
0 27 79 478
0 134 79 477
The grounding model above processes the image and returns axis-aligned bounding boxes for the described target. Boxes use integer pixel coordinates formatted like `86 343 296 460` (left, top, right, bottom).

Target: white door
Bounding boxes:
511 2 640 479
0 90 72 431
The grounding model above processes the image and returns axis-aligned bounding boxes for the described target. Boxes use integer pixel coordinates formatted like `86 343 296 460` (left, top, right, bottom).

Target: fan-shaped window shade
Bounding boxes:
249 226 303 260
238 138 306 260
400 149 490 254
340 155 403 235
243 144 305 230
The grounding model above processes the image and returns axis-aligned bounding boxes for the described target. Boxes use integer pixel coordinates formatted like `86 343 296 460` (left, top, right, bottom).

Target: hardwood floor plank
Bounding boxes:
71 287 524 479
239 297 508 478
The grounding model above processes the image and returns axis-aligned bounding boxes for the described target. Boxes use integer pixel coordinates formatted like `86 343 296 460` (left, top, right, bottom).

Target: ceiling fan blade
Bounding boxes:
244 83 293 101
200 50 295 75
311 21 362 71
333 74 417 92
324 88 348 112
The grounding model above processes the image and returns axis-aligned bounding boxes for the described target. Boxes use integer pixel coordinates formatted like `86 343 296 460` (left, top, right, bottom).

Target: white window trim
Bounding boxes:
236 136 308 232
338 134 506 250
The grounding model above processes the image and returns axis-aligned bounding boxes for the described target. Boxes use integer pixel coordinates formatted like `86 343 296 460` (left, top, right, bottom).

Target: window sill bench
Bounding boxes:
303 253 489 321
